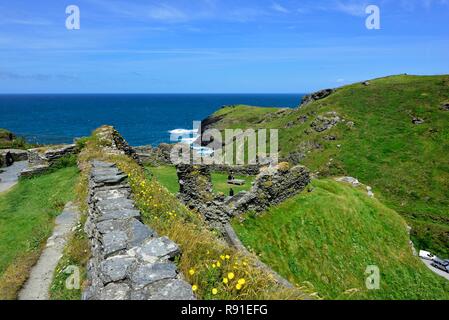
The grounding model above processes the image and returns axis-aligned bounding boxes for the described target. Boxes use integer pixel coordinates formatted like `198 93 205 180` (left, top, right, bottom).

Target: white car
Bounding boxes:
419 250 436 261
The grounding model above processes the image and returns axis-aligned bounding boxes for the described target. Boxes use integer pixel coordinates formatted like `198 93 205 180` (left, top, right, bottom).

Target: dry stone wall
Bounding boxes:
84 126 194 300
176 162 310 232
83 161 194 300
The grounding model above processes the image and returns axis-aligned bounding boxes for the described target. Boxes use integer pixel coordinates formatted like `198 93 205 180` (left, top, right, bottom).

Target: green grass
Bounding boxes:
149 165 254 195
208 75 449 257
233 179 449 300
0 166 79 299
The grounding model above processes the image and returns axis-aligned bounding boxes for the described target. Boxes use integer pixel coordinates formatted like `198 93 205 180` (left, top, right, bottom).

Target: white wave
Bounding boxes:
169 128 198 135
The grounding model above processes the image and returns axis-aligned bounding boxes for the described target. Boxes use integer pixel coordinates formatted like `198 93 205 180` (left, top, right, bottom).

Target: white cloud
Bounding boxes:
271 2 290 13
333 1 370 17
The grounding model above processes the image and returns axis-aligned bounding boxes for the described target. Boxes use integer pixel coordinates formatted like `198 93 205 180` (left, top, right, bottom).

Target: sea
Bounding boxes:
0 94 303 146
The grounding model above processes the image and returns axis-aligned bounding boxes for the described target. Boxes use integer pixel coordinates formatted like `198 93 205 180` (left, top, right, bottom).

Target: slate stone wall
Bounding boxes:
83 160 194 300
176 162 310 232
28 144 77 166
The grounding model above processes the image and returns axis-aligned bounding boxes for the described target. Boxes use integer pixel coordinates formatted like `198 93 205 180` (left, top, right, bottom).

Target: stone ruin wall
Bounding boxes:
175 162 311 234
83 127 194 300
84 161 194 300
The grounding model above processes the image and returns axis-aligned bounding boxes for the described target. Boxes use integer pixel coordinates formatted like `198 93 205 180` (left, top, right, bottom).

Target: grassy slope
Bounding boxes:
149 165 254 195
208 75 449 257
233 179 449 300
0 166 78 299
0 128 31 149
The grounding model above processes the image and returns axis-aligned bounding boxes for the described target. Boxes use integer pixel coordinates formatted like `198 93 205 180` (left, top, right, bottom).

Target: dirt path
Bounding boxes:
18 202 80 300
0 161 28 193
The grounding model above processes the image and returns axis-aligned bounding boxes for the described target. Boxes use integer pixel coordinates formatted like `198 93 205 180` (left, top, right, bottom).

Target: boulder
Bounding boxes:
440 103 449 111
299 89 334 107
311 112 341 132
412 117 425 125
336 176 360 187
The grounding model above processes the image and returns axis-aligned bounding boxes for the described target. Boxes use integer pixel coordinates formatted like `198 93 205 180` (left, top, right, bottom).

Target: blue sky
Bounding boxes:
0 0 448 93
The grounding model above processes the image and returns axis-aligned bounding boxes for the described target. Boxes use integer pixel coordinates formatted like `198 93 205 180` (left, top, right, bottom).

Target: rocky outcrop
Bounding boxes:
311 112 341 132
299 89 335 107
0 129 15 143
412 117 425 125
84 160 194 300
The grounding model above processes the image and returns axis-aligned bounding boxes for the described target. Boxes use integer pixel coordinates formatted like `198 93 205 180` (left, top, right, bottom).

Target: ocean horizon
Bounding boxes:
0 94 304 146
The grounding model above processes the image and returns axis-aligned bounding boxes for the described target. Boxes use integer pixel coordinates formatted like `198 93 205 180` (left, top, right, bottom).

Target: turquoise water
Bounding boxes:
0 94 303 146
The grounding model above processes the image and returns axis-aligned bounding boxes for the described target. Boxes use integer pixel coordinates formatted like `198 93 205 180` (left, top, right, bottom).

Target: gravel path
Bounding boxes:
0 161 28 193
18 202 80 300
421 259 449 281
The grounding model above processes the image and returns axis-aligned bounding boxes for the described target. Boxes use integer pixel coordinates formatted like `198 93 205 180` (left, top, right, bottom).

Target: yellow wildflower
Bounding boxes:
216 261 221 267
223 277 229 284
238 278 246 285
212 288 218 295
220 255 225 260
192 285 198 292
189 269 195 276
236 284 242 290
228 272 235 280
225 255 231 260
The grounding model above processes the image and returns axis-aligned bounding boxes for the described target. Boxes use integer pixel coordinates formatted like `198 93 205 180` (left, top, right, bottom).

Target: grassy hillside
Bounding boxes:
149 165 255 195
0 166 78 299
206 75 449 257
0 128 31 149
233 179 449 300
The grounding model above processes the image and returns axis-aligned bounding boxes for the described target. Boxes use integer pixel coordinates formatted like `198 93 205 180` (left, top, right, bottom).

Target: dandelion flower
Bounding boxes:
212 288 218 295
212 264 216 268
189 269 195 276
223 277 229 284
225 255 231 260
192 285 198 292
220 255 225 260
236 284 242 290
238 278 246 285
228 272 235 280
216 261 221 267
